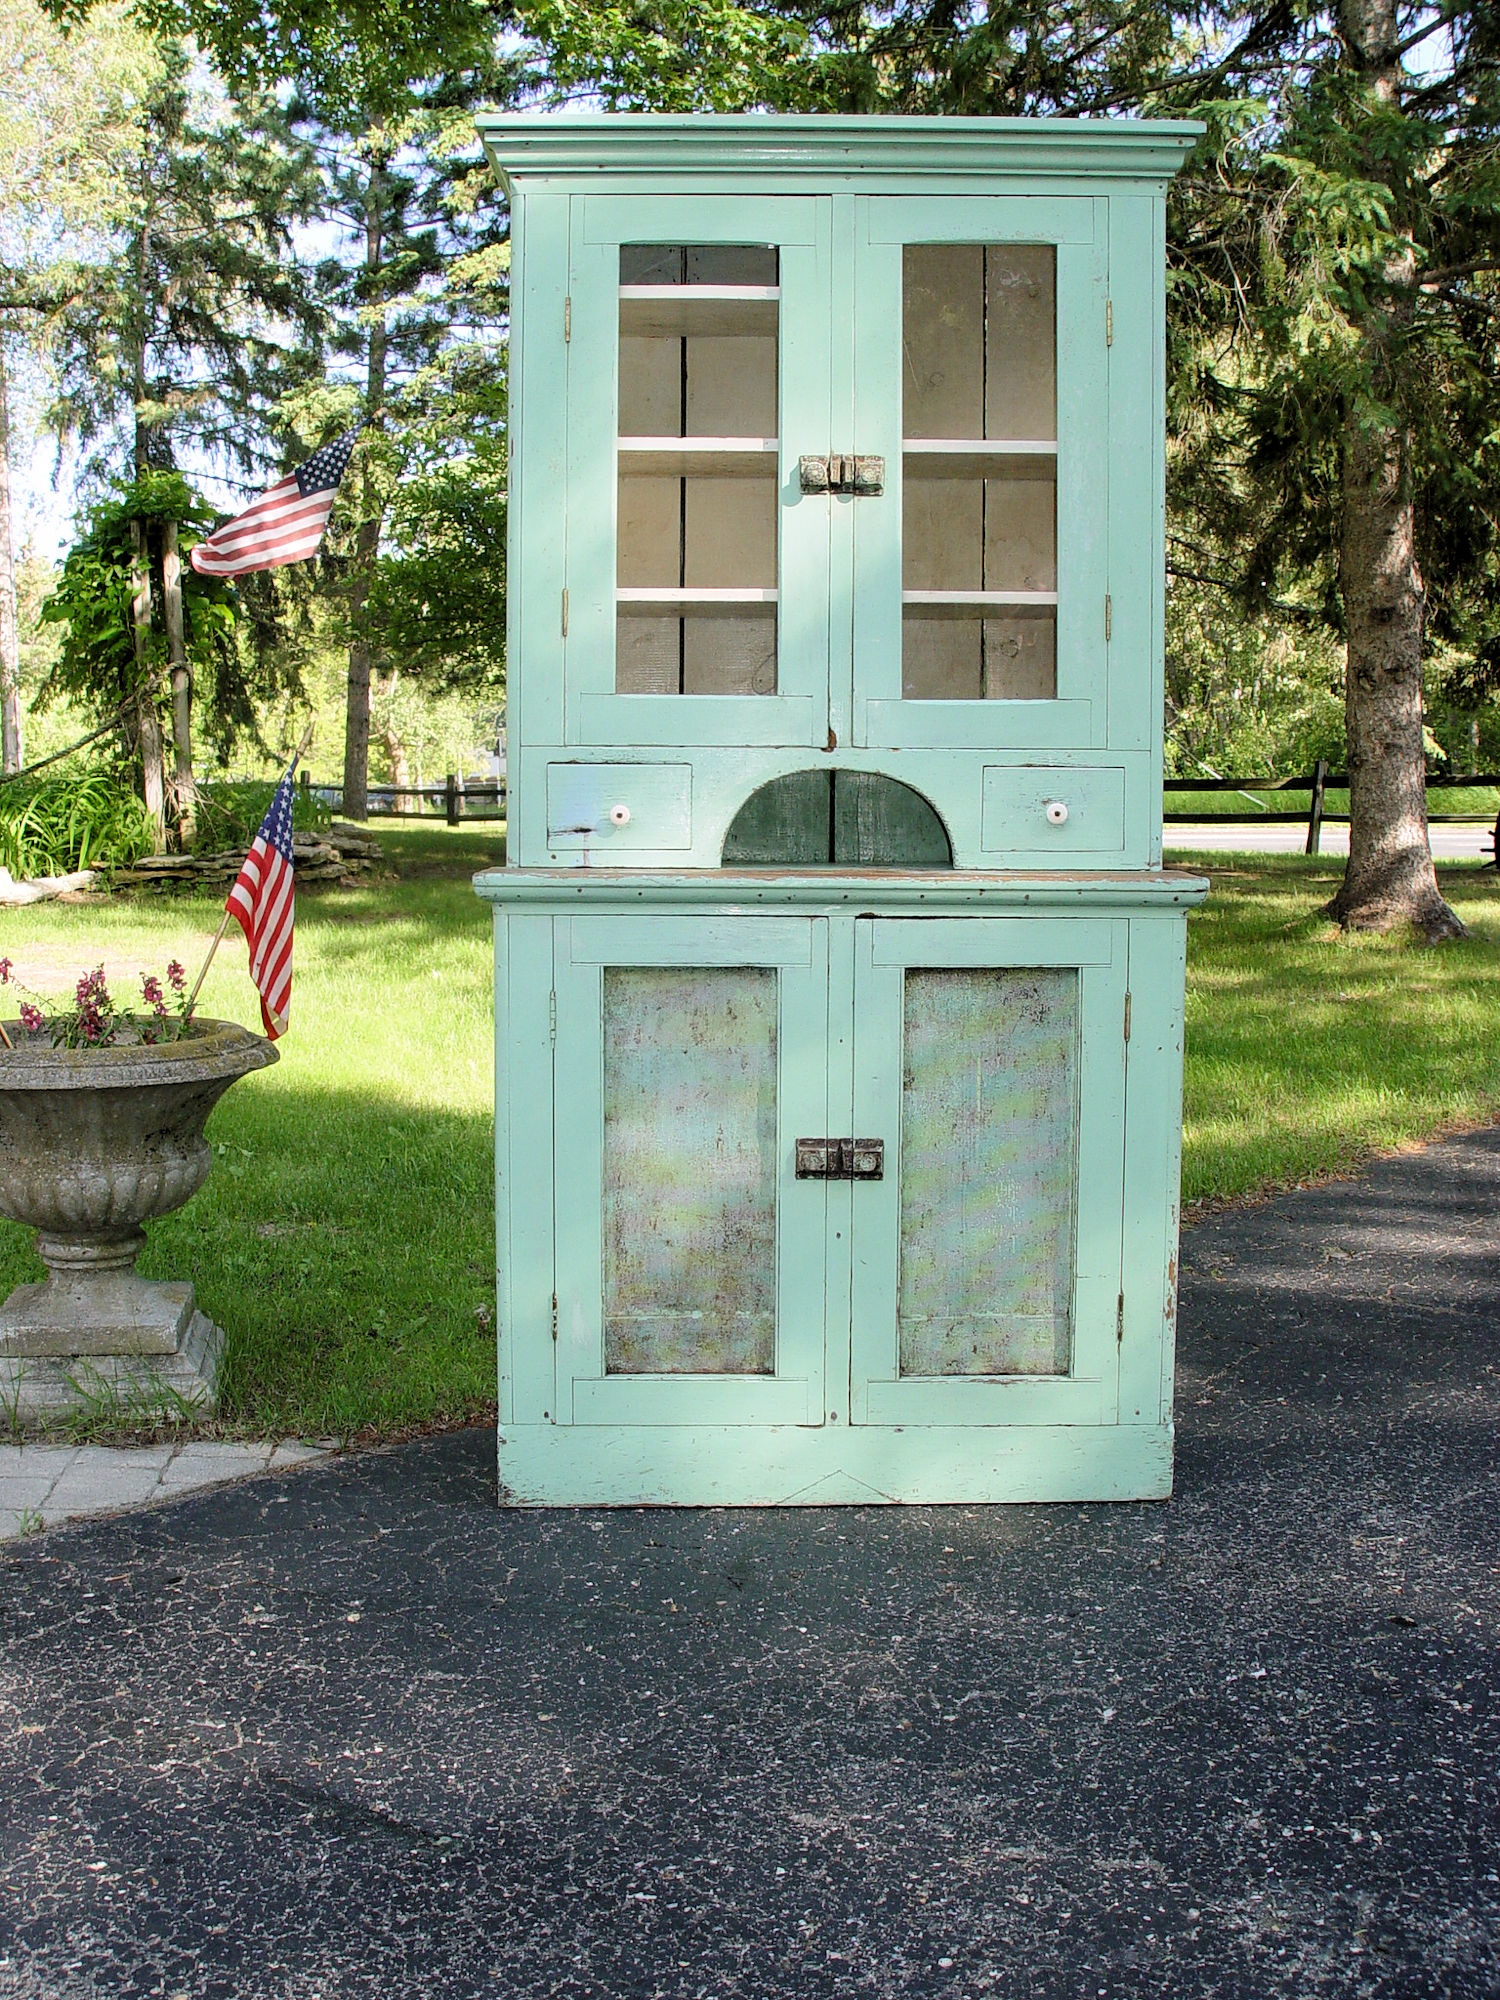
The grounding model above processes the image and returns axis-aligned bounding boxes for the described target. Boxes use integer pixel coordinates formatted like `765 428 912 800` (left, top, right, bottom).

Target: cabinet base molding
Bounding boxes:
497 1420 1173 1507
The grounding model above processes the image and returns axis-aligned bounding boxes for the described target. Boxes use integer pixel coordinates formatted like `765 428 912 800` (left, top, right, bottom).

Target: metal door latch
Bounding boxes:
798 454 885 497
796 1138 885 1180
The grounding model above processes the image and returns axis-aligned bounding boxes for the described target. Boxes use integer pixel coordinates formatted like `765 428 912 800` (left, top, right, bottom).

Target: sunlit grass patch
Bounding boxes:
1178 854 1500 1201
2 836 1498 1439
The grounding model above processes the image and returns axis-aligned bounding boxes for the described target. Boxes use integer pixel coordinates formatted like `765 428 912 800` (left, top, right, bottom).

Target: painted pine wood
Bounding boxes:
479 115 1205 1505
601 965 780 1374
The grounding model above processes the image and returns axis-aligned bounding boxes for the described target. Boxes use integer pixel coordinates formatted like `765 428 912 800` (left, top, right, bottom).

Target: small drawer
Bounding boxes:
546 763 692 850
981 765 1126 854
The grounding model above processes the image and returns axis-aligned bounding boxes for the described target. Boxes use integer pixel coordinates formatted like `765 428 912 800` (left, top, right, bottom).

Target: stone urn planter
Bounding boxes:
0 1020 277 1426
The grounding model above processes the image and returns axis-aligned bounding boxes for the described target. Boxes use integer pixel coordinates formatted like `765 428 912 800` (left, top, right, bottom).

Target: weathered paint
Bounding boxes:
602 967 778 1375
478 114 1206 1504
898 967 1077 1377
721 770 953 866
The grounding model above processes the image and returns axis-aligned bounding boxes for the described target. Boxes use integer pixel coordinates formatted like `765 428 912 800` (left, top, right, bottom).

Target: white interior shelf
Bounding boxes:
619 286 780 338
902 590 1058 613
617 587 779 614
619 438 779 477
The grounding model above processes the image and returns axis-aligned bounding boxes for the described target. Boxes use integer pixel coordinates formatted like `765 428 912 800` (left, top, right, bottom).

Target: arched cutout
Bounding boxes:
722 770 953 867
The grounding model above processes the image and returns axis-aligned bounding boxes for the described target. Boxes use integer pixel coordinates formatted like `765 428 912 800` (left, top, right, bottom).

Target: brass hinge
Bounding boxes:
1106 298 1113 347
561 587 569 638
551 1291 559 1342
549 989 557 1047
1117 1291 1125 1344
1124 990 1132 1042
564 295 571 343
1105 593 1112 642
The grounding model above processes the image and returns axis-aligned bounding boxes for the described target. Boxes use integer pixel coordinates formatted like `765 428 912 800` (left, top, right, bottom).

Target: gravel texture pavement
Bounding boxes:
1 1130 1497 1998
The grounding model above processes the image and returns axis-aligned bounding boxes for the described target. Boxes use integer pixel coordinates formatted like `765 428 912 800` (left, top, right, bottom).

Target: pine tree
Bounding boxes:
33 35 319 836
284 42 514 820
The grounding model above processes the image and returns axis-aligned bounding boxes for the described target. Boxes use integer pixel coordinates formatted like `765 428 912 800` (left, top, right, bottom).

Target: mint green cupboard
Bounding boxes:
475 116 1207 1505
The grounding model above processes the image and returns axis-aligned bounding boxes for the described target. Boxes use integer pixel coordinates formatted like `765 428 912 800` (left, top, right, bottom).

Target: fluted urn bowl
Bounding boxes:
0 1019 278 1425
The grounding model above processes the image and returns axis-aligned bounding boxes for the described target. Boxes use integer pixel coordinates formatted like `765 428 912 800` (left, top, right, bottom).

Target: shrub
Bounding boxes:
0 769 157 878
192 779 330 854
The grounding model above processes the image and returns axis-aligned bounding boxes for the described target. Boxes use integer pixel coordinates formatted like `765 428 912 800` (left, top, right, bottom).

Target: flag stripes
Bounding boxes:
190 428 361 580
226 772 296 1039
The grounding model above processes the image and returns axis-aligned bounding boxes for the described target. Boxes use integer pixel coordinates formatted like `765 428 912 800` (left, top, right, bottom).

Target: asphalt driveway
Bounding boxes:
2 1130 1497 1999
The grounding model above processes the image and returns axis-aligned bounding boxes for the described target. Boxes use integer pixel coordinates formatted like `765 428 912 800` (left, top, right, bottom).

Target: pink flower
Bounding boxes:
141 974 166 1017
166 961 186 994
0 958 11 984
18 1003 42 1034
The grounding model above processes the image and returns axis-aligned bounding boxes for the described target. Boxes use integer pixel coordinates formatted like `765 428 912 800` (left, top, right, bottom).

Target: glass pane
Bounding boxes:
901 244 1057 699
898 968 1078 1377
617 244 779 694
603 967 778 1374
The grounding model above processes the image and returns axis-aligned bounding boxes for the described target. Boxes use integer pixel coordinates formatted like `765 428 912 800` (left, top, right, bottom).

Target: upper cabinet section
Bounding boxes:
482 115 1200 762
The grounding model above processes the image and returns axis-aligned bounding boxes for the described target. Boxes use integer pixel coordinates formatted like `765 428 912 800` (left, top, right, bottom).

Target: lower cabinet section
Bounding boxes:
487 879 1195 1504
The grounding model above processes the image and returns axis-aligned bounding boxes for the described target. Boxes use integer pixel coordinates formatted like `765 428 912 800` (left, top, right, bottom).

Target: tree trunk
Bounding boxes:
162 519 195 847
342 146 388 825
1330 424 1461 937
0 344 21 775
342 512 380 822
376 671 410 807
129 518 166 851
1329 0 1464 941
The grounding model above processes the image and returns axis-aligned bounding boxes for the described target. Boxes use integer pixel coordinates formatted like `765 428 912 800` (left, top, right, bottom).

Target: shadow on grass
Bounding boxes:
1178 857 1500 1201
0 1079 499 1443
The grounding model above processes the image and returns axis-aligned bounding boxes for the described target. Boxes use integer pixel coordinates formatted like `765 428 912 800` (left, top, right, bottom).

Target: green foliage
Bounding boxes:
192 777 329 854
367 347 508 689
518 0 812 110
38 473 237 737
1164 3 1500 677
37 33 321 490
1165 576 1346 777
0 766 156 875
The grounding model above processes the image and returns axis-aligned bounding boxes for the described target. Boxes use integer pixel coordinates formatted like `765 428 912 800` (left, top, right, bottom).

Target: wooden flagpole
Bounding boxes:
184 722 315 1018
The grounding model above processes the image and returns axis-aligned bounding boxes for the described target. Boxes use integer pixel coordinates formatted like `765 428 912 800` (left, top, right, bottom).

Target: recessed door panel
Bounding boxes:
602 966 779 1375
897 966 1078 1377
553 915 829 1427
849 917 1126 1426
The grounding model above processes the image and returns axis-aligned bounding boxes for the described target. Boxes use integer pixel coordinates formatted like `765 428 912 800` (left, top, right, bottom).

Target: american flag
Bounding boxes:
226 771 296 1039
190 429 361 579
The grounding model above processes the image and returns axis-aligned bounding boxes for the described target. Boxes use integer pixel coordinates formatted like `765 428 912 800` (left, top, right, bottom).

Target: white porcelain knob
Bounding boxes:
609 803 631 827
1045 799 1069 826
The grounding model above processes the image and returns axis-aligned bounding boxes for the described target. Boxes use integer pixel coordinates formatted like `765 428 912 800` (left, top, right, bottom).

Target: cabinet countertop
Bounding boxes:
473 868 1210 910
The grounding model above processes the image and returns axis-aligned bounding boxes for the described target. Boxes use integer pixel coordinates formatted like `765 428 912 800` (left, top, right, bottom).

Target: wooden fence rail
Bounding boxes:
1164 764 1500 857
304 775 507 824
305 768 1500 858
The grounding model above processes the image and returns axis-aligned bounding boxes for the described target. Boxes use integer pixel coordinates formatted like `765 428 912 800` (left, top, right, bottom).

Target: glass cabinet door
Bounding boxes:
850 197 1109 751
847 916 1127 1426
563 196 834 748
551 916 830 1428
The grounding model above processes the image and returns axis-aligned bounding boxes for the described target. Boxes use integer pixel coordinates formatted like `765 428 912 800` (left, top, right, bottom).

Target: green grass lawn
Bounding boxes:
3 833 1498 1440
1178 853 1500 1200
1 823 506 1443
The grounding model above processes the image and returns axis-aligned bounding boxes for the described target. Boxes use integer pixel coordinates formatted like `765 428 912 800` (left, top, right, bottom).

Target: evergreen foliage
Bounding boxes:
36 472 243 753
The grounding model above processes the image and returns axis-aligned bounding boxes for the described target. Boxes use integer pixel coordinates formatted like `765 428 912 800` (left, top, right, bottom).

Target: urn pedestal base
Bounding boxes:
0 1018 276 1431
0 1277 225 1427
